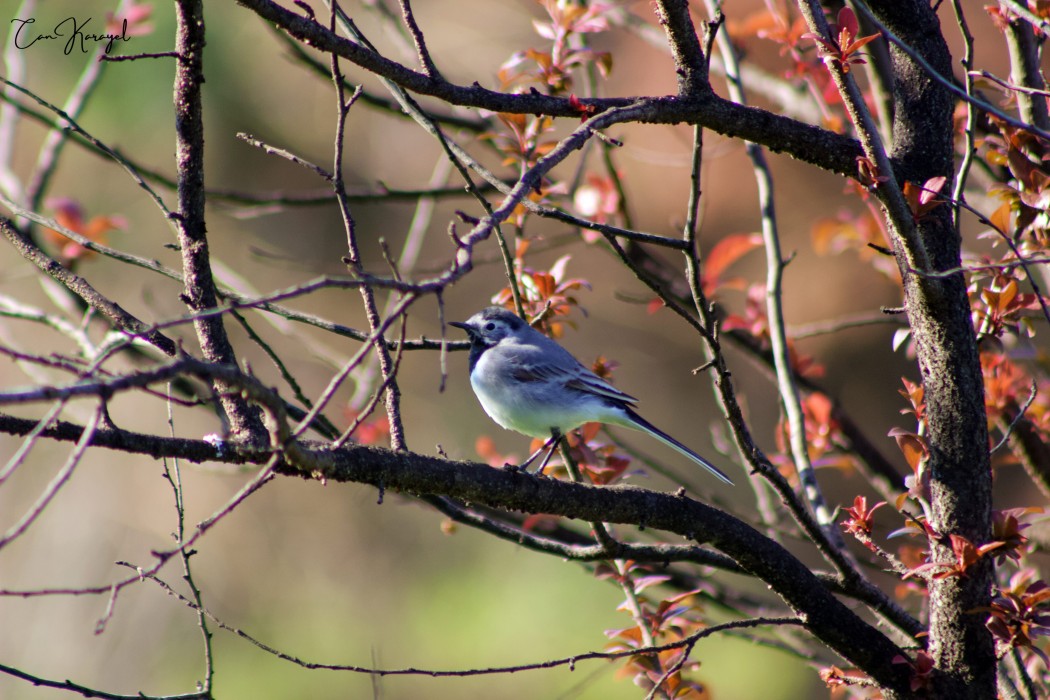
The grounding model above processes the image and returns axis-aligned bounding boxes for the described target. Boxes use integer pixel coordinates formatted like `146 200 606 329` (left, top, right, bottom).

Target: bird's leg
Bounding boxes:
517 429 563 474
532 429 563 475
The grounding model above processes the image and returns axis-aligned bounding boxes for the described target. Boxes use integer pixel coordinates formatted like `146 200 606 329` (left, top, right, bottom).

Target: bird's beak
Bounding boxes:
449 320 473 335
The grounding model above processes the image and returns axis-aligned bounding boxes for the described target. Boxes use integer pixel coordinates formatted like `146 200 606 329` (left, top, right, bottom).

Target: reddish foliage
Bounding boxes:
482 112 559 171
475 434 516 467
492 248 590 338
892 651 935 693
981 353 1037 428
841 495 886 539
811 206 896 278
573 173 621 230
894 545 929 600
42 197 127 267
497 0 615 94
106 1 154 37
600 562 708 697
902 176 947 222
775 392 853 472
820 666 879 699
897 378 926 425
982 118 1050 238
700 233 763 295
342 409 390 446
728 4 847 130
970 273 1042 342
721 283 769 341
802 8 881 74
906 534 1004 580
989 508 1043 564
985 570 1050 665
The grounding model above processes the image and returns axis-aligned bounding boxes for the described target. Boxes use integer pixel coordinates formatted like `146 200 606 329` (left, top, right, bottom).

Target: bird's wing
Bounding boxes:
565 373 637 405
502 344 638 405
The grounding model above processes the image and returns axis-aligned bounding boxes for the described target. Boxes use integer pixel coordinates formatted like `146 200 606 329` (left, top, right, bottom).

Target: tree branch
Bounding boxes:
173 0 267 443
0 368 909 693
0 216 178 355
233 0 866 178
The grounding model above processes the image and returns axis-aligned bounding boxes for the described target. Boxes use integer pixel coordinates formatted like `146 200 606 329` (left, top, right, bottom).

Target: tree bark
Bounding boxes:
873 2 996 696
174 0 266 442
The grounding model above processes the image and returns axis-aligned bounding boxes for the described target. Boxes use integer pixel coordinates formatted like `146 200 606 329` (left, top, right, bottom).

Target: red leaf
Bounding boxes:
568 93 596 118
845 33 881 54
837 7 859 39
919 176 947 206
704 233 763 287
889 428 928 473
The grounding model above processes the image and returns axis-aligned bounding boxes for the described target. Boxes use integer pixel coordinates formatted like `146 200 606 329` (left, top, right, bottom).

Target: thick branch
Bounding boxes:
1004 16 1050 131
294 449 910 691
233 0 865 177
867 1 995 697
0 401 909 693
653 0 710 94
173 0 266 442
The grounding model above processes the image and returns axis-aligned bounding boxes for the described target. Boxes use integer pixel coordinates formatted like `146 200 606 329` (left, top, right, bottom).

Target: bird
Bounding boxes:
450 306 734 485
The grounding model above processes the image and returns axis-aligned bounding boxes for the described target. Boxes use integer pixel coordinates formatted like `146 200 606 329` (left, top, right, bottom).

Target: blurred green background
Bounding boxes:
0 1 1024 698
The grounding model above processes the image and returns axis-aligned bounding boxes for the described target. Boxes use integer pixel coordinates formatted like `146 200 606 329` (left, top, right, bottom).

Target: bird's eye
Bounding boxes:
484 322 496 332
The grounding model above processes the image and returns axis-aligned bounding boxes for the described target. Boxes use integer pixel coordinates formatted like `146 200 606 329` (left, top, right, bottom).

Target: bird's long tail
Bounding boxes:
620 408 734 485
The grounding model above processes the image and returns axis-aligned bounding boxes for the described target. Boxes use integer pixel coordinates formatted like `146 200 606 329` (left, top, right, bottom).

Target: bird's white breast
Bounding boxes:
469 349 623 438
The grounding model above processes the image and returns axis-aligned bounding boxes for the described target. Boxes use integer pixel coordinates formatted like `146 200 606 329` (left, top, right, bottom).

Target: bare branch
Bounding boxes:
234 0 868 178
0 403 101 551
0 661 208 700
653 0 711 94
0 216 178 355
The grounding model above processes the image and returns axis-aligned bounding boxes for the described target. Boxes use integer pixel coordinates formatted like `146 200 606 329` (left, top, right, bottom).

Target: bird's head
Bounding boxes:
450 306 528 348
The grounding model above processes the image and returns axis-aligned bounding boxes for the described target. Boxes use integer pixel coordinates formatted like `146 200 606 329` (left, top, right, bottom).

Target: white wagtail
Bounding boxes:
450 306 734 485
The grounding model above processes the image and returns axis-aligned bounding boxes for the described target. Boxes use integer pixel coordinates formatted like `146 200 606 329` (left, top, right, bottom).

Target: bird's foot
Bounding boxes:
501 461 548 476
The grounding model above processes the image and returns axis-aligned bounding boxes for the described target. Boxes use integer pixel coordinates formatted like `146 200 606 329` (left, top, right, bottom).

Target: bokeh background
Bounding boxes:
0 1 1033 698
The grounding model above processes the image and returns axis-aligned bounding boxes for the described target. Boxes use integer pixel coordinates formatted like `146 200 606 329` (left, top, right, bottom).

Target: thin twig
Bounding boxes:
0 0 31 203
799 0 929 275
991 380 1038 455
0 215 178 355
708 0 854 573
99 51 181 62
0 403 101 550
0 400 67 487
397 0 440 78
115 572 804 679
787 310 903 339
643 635 697 700
328 6 408 452
0 190 185 283
230 308 340 440
950 0 979 238
26 31 109 213
0 75 172 216
1002 14 1050 130
0 661 208 700
334 311 408 448
852 0 1050 142
290 295 415 440
999 0 1050 35
172 0 267 443
972 70 1050 99
940 193 1050 330
162 392 214 692
236 132 333 181
326 3 530 322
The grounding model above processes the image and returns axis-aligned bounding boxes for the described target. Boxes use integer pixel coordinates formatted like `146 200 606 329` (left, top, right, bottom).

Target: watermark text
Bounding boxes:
11 17 130 55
